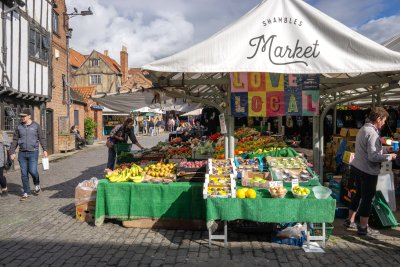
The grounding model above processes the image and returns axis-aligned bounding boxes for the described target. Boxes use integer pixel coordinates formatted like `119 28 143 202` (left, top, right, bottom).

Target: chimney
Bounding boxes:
120 46 128 83
104 50 108 56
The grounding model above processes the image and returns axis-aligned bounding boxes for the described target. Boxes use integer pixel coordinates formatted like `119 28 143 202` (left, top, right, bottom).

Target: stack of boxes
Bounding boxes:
325 128 358 171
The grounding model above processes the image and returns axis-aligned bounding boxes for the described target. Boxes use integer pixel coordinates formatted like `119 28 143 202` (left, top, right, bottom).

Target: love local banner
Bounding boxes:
230 72 319 117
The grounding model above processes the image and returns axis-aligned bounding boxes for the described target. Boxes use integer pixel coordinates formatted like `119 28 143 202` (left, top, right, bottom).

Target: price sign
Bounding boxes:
291 179 299 189
269 181 283 188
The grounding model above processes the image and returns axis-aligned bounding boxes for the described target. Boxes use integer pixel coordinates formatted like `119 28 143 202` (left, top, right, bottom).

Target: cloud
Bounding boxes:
357 15 400 44
67 0 400 68
310 0 386 27
67 0 194 67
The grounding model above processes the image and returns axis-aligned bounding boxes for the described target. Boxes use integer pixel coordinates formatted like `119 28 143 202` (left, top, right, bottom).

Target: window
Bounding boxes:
90 74 102 85
4 106 18 131
74 110 79 126
52 11 59 35
90 59 99 67
29 27 50 61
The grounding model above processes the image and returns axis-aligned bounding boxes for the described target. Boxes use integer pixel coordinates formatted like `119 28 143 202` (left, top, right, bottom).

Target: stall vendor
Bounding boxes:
106 118 144 170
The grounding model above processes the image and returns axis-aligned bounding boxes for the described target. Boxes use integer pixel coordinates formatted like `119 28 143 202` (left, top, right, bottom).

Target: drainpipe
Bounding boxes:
316 83 399 180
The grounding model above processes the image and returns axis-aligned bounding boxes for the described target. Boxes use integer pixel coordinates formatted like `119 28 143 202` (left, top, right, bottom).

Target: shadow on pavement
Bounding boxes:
45 164 105 200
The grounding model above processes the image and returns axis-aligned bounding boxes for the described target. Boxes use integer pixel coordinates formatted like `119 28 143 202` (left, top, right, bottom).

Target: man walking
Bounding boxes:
9 109 48 201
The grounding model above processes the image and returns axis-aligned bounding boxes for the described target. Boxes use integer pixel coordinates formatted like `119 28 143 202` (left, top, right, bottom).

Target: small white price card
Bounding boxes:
291 179 299 189
276 181 283 188
269 181 278 188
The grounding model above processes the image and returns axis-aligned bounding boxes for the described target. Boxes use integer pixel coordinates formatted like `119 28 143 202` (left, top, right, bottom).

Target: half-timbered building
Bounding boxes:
0 0 52 134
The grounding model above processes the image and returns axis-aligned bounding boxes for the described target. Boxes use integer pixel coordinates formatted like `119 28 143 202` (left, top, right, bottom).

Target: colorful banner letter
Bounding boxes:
231 93 248 117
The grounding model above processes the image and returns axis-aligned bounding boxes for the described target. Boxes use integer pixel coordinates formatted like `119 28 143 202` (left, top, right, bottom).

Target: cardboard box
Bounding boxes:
75 183 97 206
76 201 96 223
346 141 356 152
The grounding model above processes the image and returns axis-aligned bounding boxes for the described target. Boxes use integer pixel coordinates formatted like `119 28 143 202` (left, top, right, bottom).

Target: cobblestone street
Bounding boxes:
1 134 400 266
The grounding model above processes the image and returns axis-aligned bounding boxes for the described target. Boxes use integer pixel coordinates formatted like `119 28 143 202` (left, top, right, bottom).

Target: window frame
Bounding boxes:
90 59 100 67
52 11 59 35
29 26 50 64
89 74 102 85
74 110 79 126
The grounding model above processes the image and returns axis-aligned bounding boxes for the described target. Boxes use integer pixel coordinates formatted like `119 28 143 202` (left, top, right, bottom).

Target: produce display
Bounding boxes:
192 140 215 156
236 188 257 199
292 185 311 199
165 147 192 159
144 162 176 178
203 174 236 198
105 163 144 183
235 157 261 172
208 158 236 175
241 171 270 188
267 156 307 169
269 186 288 198
179 160 207 168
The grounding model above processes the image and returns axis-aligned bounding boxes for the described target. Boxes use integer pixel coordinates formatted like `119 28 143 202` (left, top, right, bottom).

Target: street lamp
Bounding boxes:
64 7 93 121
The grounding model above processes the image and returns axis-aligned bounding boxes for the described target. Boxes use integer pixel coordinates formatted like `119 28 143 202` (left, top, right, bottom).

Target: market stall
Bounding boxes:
85 0 400 248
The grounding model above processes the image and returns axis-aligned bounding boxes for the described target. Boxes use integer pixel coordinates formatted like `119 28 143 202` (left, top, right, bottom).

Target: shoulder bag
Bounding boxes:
3 147 12 171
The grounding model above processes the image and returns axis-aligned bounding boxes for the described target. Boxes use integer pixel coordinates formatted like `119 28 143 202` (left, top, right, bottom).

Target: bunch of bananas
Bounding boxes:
106 164 144 183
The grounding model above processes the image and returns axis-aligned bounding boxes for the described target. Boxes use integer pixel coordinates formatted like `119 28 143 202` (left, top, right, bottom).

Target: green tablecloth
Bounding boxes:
95 180 336 226
206 186 336 223
95 179 206 226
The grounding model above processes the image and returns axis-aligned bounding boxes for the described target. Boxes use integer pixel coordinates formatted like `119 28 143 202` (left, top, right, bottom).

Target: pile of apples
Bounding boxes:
179 160 207 168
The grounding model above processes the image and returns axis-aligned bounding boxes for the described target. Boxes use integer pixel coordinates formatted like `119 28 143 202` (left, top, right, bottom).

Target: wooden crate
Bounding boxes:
59 134 75 152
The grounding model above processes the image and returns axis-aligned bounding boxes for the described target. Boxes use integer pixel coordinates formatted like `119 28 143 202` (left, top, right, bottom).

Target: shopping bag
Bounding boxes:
106 137 115 148
42 157 49 171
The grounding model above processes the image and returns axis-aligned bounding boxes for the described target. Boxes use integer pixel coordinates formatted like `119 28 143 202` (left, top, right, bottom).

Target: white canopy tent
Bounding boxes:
92 0 400 178
141 0 400 179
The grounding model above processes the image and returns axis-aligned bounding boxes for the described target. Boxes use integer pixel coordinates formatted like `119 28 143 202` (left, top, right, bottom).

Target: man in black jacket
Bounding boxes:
9 109 48 201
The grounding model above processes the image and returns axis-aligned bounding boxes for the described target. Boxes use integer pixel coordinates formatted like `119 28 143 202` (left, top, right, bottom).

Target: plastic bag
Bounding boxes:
75 177 98 206
276 223 304 239
42 157 49 171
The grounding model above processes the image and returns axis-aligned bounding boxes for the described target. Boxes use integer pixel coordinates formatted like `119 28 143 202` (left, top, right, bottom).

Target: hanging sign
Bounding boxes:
230 72 319 117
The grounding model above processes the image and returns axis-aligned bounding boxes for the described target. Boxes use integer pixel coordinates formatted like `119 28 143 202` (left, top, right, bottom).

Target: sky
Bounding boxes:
66 0 400 67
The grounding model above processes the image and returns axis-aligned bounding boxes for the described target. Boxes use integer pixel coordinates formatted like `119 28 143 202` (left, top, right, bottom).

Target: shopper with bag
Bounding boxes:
106 118 144 170
9 109 48 201
0 130 11 197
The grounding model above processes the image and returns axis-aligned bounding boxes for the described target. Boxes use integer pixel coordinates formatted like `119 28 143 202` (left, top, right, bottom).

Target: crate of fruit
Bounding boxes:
203 176 236 199
241 171 271 188
207 158 237 175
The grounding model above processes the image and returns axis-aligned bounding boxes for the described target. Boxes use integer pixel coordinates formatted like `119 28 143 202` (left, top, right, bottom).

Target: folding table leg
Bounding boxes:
322 222 326 248
224 221 228 247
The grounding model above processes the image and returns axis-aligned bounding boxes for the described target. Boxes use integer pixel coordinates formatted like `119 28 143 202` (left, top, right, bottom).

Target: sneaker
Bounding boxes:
343 219 357 229
34 185 41 195
20 193 30 201
357 225 380 236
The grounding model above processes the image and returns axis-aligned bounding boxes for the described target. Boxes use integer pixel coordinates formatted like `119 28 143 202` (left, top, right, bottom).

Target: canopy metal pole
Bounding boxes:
318 83 398 179
226 83 234 159
312 116 320 180
333 93 337 134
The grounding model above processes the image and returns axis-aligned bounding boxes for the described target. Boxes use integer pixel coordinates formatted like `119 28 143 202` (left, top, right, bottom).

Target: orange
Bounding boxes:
245 189 257 199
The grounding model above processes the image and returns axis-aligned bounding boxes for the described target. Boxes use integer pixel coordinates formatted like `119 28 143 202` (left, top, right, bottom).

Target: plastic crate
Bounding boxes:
271 230 306 247
309 223 334 240
335 206 349 219
370 191 398 228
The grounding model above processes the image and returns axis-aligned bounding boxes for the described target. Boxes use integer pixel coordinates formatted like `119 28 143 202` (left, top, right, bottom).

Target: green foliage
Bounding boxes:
84 117 97 138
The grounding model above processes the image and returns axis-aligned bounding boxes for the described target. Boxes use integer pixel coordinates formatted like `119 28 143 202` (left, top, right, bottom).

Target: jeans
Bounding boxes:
107 147 116 170
18 150 40 194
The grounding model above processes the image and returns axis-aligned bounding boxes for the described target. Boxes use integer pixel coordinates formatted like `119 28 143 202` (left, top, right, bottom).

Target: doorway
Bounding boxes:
46 109 54 155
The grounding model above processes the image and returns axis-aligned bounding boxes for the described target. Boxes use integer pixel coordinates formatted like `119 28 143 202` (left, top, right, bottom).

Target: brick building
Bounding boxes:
46 0 70 154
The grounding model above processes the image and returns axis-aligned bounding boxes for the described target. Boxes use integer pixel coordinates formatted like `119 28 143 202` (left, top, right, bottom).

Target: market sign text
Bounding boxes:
230 72 319 117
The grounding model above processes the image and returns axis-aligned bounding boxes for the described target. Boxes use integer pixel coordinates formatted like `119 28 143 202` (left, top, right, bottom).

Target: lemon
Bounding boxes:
236 189 246 199
245 189 257 199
